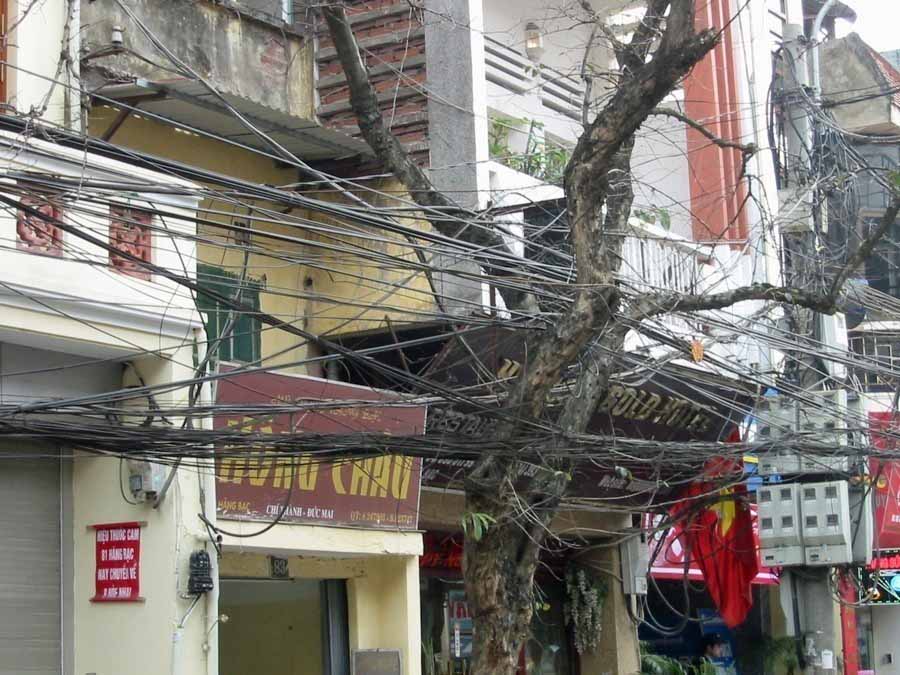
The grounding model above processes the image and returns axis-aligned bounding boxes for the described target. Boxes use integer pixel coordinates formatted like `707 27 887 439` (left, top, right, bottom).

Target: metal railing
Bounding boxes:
483 36 585 120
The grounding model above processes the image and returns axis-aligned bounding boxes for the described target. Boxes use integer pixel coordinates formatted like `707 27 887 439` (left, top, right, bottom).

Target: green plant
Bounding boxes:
488 115 571 185
633 206 673 230
460 512 496 541
738 635 799 675
564 563 607 654
639 643 716 675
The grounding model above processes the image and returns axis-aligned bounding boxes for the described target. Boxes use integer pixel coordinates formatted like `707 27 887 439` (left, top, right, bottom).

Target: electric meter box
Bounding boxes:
127 459 167 502
756 397 797 443
849 484 874 566
800 480 852 565
797 389 849 447
620 532 649 596
758 452 802 476
757 483 805 566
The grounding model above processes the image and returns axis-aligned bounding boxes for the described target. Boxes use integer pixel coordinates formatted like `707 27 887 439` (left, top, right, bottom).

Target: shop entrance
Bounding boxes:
219 578 350 675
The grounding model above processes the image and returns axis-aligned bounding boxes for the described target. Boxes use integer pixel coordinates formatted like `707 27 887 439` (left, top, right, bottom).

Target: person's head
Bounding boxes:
703 636 725 659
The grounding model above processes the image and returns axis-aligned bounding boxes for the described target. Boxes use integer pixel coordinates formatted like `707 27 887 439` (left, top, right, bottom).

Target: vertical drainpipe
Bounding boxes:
64 0 82 133
197 326 220 675
810 0 838 103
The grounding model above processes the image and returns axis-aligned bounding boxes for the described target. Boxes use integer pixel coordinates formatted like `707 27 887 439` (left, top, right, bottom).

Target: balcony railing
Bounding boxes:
619 221 707 296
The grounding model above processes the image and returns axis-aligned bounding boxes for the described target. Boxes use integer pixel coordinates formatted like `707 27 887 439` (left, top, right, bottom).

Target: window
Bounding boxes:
849 333 900 389
197 264 263 364
109 205 152 279
864 214 900 297
236 0 294 24
16 193 64 256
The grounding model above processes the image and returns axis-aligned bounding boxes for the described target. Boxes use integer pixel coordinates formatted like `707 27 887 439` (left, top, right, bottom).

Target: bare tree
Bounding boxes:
321 0 900 672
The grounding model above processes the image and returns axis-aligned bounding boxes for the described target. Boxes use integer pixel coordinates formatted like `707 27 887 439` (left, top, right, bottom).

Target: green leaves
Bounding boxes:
460 512 497 541
488 114 571 185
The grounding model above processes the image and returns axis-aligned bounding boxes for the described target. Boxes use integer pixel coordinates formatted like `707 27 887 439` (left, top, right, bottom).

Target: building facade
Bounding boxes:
0 0 850 674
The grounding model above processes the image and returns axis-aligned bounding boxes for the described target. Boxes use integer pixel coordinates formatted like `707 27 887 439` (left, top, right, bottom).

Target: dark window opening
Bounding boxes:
328 322 452 392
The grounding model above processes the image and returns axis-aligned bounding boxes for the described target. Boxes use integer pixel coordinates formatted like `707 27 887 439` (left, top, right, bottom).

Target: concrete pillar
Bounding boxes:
577 546 641 675
423 0 489 315
348 555 423 675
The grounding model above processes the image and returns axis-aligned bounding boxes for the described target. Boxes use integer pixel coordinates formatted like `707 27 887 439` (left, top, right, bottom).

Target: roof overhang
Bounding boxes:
91 77 370 162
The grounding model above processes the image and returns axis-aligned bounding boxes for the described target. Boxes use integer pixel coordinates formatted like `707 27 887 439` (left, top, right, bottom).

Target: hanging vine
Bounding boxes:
564 563 607 654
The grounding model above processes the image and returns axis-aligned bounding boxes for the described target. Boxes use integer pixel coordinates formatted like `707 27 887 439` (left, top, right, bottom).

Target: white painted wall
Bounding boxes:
482 0 595 79
0 130 202 357
0 342 121 404
631 95 693 240
8 0 79 129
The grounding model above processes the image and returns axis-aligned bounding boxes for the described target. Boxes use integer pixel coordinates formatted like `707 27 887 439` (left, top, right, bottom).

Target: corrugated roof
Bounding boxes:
94 78 371 162
867 45 900 109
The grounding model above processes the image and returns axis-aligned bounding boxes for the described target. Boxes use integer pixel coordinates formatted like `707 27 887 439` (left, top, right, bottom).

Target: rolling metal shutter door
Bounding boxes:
0 447 60 674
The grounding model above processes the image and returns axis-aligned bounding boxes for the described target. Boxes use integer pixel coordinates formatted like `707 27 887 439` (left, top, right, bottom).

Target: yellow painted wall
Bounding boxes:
72 346 215 675
88 110 437 374
219 580 324 675
221 551 422 675
348 554 422 675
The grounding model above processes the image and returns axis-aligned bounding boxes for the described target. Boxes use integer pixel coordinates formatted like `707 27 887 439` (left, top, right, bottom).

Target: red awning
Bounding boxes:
647 506 780 585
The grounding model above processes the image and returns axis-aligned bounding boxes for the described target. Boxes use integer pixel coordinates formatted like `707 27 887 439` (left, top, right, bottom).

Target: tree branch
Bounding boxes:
830 193 900 299
651 107 757 158
506 0 719 418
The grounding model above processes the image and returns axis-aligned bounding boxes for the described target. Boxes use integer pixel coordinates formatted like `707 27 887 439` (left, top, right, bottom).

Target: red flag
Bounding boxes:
672 455 758 627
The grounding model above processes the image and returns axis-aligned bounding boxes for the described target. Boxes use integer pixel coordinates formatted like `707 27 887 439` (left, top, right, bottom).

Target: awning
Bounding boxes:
648 507 780 585
92 78 370 161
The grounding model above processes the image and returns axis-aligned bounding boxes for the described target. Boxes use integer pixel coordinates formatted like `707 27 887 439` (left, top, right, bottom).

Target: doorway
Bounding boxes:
219 578 349 675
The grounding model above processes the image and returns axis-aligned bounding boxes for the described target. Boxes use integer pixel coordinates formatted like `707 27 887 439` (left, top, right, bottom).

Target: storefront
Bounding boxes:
419 532 574 675
214 367 427 675
642 506 779 673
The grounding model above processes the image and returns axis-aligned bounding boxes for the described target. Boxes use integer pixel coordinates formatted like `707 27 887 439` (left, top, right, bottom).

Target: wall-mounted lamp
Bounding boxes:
524 22 545 63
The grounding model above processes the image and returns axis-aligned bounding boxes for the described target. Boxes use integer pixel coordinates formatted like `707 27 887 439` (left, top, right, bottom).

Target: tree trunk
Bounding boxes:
463 464 568 675
463 490 540 675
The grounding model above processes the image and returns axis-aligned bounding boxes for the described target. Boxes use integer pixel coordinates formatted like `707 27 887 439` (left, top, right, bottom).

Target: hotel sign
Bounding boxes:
215 368 426 531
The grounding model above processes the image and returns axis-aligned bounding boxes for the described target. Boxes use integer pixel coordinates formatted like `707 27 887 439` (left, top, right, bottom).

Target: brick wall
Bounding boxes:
315 0 431 165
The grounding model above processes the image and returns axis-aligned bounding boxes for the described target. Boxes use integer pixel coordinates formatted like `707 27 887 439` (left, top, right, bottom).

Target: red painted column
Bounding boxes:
683 0 748 243
839 574 860 675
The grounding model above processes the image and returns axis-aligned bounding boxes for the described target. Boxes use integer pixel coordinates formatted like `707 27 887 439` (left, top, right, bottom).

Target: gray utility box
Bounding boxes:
620 532 649 596
758 483 805 566
757 390 850 476
801 481 852 566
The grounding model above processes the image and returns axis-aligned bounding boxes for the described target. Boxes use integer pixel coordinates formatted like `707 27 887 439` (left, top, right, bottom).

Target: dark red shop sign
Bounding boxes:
215 367 426 531
91 521 143 602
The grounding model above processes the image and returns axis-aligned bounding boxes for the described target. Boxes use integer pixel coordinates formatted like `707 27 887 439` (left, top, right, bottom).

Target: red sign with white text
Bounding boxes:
868 413 900 550
92 522 142 602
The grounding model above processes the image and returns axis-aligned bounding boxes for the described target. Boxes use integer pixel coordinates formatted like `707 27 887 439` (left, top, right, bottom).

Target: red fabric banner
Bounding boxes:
669 457 761 627
648 504 779 585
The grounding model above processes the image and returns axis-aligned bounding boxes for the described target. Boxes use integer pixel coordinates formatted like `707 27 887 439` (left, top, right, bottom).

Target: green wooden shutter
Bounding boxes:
197 264 262 364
